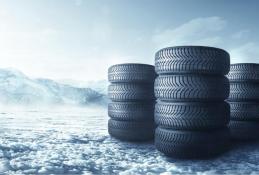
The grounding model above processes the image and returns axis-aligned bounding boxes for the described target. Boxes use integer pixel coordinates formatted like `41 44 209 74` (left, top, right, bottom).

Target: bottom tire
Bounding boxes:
229 121 259 140
155 127 230 159
108 119 155 141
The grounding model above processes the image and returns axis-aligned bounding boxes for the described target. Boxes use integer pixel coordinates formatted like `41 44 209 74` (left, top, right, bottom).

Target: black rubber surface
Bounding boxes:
155 46 230 75
108 83 154 102
229 121 259 140
155 101 230 130
108 63 156 83
227 63 259 82
229 102 259 121
154 74 229 101
108 119 155 141
155 127 230 158
228 82 259 101
108 102 154 121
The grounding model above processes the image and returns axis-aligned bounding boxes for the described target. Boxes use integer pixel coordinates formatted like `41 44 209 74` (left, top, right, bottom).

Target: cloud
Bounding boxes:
230 42 259 63
152 16 226 48
152 16 259 64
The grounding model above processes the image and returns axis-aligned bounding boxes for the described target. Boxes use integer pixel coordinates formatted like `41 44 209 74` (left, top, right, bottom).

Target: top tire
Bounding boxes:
108 63 156 83
227 63 259 82
155 46 230 75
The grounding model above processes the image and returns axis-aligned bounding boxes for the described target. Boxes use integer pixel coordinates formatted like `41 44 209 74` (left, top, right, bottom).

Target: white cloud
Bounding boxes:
152 16 226 48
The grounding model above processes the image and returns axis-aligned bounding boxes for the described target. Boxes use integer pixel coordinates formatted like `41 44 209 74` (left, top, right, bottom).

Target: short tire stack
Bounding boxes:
227 63 259 140
108 64 156 141
154 46 231 158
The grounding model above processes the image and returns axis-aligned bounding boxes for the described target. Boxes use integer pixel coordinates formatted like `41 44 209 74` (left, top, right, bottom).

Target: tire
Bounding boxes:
229 102 259 121
154 74 229 101
155 101 230 130
229 121 259 140
108 64 156 83
155 127 230 158
108 119 154 141
155 46 230 75
227 63 259 82
108 102 154 121
228 82 259 101
108 83 154 101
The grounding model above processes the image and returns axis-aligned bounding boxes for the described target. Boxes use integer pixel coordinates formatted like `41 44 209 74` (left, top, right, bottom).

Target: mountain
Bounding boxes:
57 79 108 94
0 68 107 106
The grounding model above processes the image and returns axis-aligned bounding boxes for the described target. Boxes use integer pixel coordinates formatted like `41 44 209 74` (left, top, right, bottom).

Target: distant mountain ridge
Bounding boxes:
0 68 107 106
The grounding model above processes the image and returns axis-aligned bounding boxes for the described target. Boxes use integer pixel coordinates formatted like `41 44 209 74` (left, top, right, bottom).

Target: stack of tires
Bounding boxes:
227 63 259 140
154 46 231 158
108 63 156 141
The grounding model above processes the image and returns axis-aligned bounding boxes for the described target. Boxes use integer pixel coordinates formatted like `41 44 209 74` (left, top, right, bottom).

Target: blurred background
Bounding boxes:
0 0 258 106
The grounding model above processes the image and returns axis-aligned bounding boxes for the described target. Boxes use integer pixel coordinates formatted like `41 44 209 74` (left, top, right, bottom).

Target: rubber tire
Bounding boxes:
229 121 259 140
108 63 156 83
155 46 230 75
154 74 229 102
229 102 259 121
155 101 230 130
108 119 154 141
155 127 230 158
108 102 154 121
227 63 259 82
228 82 259 101
108 83 154 102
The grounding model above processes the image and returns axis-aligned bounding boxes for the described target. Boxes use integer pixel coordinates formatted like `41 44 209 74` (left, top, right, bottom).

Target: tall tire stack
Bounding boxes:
227 63 259 140
154 46 231 158
108 63 156 141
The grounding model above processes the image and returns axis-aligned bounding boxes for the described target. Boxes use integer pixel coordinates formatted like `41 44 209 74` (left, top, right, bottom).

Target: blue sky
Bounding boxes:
0 0 258 80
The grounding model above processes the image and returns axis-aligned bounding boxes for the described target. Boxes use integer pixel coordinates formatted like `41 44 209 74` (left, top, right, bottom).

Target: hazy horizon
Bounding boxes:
0 0 259 81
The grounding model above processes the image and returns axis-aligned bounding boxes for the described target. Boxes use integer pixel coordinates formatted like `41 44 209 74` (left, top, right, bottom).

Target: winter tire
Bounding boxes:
229 121 259 140
155 101 230 130
154 74 229 101
108 83 154 101
155 46 230 75
228 82 259 101
227 63 259 82
108 102 154 121
108 119 154 141
155 127 230 158
229 102 259 121
108 64 156 83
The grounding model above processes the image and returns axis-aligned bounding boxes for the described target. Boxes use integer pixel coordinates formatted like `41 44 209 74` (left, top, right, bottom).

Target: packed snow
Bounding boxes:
0 106 259 175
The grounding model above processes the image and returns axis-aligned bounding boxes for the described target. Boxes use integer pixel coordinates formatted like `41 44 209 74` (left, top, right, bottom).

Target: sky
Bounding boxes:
0 0 259 81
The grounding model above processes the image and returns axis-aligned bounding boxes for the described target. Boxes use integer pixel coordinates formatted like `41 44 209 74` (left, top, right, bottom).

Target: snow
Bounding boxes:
1 107 259 175
0 68 106 106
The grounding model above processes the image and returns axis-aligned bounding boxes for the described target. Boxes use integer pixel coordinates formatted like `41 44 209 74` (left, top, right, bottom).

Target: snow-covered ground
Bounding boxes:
0 107 259 175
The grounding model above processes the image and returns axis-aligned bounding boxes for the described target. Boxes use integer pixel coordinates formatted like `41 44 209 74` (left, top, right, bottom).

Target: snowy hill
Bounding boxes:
0 68 106 106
